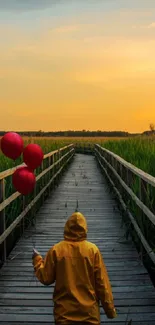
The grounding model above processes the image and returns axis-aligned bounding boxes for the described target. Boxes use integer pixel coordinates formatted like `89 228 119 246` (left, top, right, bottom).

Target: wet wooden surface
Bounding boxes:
0 154 155 324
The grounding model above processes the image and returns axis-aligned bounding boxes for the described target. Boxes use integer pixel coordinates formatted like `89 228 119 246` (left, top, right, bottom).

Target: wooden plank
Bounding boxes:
1 312 155 322
1 286 154 294
1 319 154 325
2 260 144 267
0 279 151 286
1 298 155 307
0 275 151 282
0 179 6 262
1 305 155 314
7 252 139 259
0 269 149 276
1 287 155 298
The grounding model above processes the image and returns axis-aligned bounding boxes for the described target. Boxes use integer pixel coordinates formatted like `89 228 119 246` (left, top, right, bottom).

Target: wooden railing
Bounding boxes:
75 143 94 154
0 144 75 263
94 144 155 265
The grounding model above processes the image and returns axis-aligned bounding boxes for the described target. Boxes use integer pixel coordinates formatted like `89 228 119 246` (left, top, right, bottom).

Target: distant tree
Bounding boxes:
149 123 155 132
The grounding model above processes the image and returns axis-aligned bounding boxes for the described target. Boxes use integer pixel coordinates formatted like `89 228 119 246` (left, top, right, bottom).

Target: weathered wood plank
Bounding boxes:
0 323 154 325
1 298 155 307
1 305 155 314
0 279 151 286
1 312 155 322
0 273 150 281
1 286 155 295
0 269 149 276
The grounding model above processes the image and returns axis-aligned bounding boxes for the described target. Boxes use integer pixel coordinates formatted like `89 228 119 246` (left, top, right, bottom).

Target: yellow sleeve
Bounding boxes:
94 249 117 319
32 248 56 285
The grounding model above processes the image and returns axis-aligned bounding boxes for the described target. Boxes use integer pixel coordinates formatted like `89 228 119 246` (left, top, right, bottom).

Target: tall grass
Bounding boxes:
0 136 124 172
0 137 72 173
101 136 155 281
102 136 155 177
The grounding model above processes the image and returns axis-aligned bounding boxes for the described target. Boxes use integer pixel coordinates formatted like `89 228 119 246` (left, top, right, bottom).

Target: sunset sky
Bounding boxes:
0 0 155 132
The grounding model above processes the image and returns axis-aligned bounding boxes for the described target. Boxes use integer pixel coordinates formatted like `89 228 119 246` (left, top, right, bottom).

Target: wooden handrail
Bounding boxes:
0 148 74 246
0 144 73 180
0 148 73 213
97 150 155 226
0 144 75 261
95 144 155 188
94 144 155 264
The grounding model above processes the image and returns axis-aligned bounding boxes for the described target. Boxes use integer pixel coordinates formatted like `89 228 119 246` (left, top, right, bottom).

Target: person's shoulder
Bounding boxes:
86 240 99 253
52 240 65 250
46 241 64 252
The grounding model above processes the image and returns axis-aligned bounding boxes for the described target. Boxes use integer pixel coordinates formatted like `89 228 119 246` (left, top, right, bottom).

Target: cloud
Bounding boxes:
132 21 155 29
147 22 155 28
53 25 81 33
0 0 61 12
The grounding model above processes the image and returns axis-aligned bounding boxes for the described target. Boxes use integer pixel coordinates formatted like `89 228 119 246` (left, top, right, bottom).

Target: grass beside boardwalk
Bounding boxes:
0 136 125 172
0 137 71 172
102 136 155 177
101 136 155 283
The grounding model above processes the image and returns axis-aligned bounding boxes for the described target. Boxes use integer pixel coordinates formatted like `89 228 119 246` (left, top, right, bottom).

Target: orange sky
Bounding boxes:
0 1 155 132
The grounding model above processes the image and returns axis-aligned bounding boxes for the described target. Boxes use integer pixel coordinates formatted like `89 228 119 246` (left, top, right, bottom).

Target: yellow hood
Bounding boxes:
64 212 87 241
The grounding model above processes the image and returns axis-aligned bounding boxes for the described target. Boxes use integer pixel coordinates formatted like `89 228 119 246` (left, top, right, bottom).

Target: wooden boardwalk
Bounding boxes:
0 153 155 324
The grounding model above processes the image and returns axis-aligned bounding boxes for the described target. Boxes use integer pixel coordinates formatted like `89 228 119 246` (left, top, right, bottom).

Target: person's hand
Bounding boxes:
32 248 40 259
106 308 117 319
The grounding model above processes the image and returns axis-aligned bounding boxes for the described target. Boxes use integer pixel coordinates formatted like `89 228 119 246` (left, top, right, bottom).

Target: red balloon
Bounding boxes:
23 144 44 170
12 166 36 195
0 132 24 160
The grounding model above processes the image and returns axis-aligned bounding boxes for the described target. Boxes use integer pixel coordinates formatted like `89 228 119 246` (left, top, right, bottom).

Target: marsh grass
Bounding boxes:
101 136 155 282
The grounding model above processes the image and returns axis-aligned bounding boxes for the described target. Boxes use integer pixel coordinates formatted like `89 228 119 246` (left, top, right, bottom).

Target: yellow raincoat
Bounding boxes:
32 212 117 324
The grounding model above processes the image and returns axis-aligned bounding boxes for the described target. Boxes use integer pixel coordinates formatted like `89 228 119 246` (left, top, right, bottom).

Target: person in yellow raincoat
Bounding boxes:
32 212 117 325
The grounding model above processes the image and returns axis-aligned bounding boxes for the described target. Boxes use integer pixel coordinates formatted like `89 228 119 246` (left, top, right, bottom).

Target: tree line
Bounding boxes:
0 130 132 137
0 124 154 137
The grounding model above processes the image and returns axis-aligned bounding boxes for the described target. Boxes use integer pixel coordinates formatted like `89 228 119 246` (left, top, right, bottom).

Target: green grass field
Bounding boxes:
1 135 155 175
102 136 155 177
0 137 72 172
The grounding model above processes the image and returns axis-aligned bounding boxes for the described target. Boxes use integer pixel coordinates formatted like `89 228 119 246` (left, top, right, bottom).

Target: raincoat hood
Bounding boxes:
64 212 87 241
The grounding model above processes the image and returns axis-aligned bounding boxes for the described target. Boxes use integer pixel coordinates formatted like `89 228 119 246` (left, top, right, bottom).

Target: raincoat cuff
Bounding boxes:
106 308 117 318
32 254 42 266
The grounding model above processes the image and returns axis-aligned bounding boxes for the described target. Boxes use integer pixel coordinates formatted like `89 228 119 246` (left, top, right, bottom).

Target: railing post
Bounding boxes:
41 161 44 204
0 179 6 263
22 195 25 235
58 149 61 181
31 184 37 226
55 151 59 186
48 156 51 196
53 153 55 189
